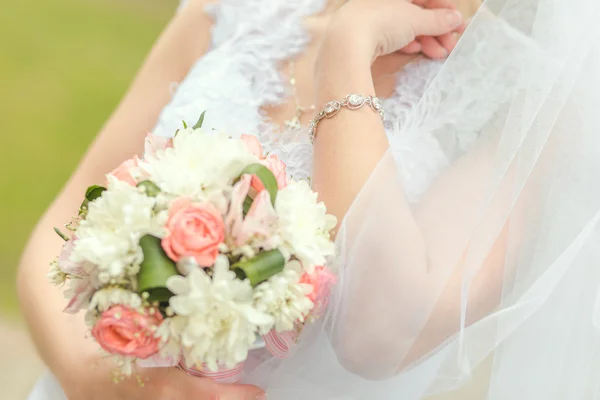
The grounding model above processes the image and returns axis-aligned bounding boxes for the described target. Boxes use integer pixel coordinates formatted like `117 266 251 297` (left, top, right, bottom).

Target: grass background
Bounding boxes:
0 0 178 318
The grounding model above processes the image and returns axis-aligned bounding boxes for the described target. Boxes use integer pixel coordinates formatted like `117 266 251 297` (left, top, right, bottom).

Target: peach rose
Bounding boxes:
162 198 225 267
144 133 173 157
240 134 263 158
252 154 289 192
92 306 163 359
108 156 142 186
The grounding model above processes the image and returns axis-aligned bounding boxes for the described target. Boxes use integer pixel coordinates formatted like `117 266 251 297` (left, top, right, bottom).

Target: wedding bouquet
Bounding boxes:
48 114 337 382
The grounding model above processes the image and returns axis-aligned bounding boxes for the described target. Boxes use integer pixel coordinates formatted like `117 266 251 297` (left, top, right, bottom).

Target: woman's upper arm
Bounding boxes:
78 0 216 183
42 0 217 239
17 0 217 374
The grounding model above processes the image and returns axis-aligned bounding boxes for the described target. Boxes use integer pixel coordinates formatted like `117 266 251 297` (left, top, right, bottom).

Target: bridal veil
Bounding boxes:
245 0 600 398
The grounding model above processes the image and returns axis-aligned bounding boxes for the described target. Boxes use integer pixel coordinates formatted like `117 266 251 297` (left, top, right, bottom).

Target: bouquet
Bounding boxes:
49 113 337 382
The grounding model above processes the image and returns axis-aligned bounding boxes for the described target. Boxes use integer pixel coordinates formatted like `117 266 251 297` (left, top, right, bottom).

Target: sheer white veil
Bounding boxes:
244 0 600 398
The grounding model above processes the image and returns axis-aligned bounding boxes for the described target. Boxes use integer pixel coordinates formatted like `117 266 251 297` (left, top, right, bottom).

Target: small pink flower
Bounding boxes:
162 198 225 267
108 156 142 186
299 266 337 307
225 176 277 248
241 134 263 158
92 306 163 359
63 277 94 314
225 175 252 245
252 154 288 191
58 238 85 276
144 133 173 158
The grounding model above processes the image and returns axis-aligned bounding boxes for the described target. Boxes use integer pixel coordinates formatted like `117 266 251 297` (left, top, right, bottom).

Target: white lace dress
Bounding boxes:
27 1 519 398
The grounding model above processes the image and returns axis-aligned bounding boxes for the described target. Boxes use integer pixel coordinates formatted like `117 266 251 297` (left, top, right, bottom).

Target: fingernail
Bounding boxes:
254 394 267 400
446 10 463 27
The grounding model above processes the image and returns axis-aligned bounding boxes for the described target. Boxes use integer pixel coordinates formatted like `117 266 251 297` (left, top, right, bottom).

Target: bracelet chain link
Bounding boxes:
308 94 385 143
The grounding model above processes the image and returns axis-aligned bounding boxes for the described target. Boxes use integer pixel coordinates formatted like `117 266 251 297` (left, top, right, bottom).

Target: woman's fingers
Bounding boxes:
417 36 448 59
147 366 266 400
436 31 460 53
188 377 265 400
408 7 464 37
400 40 423 54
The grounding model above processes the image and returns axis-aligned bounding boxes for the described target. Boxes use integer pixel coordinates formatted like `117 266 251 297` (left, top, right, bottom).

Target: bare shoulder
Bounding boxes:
160 0 221 73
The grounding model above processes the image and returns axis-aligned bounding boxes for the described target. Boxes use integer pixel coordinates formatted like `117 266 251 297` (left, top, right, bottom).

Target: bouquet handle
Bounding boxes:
178 361 245 384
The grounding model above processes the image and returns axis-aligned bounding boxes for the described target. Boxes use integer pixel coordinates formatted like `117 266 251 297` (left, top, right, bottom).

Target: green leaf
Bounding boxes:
85 185 106 202
238 163 278 205
182 120 188 129
80 185 106 214
232 250 285 286
137 180 161 197
192 111 206 129
144 287 173 304
242 196 254 215
137 235 179 303
53 227 69 241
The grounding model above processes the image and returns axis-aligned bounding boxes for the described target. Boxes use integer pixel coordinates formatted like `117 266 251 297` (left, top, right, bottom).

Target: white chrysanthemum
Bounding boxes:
155 318 185 365
142 129 256 200
165 256 273 371
275 180 337 272
89 287 143 313
71 178 164 278
253 268 314 333
83 287 143 327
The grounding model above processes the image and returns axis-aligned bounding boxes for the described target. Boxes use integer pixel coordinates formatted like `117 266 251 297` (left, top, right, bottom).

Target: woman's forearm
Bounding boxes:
18 187 110 394
312 33 515 377
312 36 396 222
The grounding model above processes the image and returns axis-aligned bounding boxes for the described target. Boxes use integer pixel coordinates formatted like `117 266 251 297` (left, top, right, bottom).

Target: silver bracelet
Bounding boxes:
308 94 385 144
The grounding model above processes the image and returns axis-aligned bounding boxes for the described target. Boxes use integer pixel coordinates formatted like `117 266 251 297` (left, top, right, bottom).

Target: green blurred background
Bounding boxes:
0 0 178 319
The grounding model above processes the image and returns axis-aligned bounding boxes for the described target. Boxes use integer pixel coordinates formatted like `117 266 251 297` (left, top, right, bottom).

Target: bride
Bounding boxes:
19 0 600 398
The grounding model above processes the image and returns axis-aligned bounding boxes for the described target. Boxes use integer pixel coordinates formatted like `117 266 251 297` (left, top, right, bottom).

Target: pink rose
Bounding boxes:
108 156 142 186
144 133 173 158
252 154 288 191
299 266 337 304
162 198 225 267
241 134 263 158
92 306 163 359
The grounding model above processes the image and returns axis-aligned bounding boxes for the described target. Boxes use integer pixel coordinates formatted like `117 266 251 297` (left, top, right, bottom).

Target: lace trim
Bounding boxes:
383 19 534 202
161 2 530 202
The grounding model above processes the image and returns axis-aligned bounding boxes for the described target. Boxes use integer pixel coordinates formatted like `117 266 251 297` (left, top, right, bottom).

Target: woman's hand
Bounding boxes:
67 360 265 400
315 0 466 108
331 0 465 62
311 0 465 227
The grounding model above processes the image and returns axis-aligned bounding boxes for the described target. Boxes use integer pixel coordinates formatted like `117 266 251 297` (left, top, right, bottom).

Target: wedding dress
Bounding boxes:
29 0 600 399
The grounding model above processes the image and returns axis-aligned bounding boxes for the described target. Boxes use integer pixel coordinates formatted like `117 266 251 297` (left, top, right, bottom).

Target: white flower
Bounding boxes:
142 129 256 200
47 261 67 286
111 355 136 378
71 178 163 278
155 317 186 365
165 256 273 371
253 268 314 333
275 180 337 272
88 287 143 313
